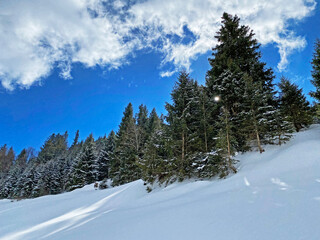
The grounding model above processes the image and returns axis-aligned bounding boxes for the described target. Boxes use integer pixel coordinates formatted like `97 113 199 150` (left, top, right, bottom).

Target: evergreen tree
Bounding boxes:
0 145 14 176
240 74 277 152
215 99 237 173
147 108 161 134
37 133 68 163
186 81 209 154
71 130 80 149
207 13 274 90
279 77 314 132
96 131 116 181
206 13 275 152
111 103 141 186
36 158 65 195
196 86 213 152
142 122 176 185
165 71 199 179
136 104 149 157
69 134 97 190
16 163 38 198
0 166 22 198
310 39 320 101
6 147 15 170
267 99 294 145
0 145 6 172
141 108 176 185
0 145 6 177
15 149 28 168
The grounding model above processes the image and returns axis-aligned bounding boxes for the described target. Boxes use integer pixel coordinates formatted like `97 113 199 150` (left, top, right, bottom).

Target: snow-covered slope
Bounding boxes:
1 125 320 240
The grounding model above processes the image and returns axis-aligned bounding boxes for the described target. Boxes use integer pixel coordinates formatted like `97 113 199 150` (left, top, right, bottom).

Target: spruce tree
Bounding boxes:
0 145 6 177
268 114 293 145
279 77 313 132
267 98 294 145
240 74 278 152
206 13 275 152
111 103 141 186
141 108 178 186
186 81 210 154
310 39 320 101
18 163 38 198
214 92 238 173
142 121 176 186
0 145 14 175
69 134 97 190
96 131 116 181
165 71 198 179
207 13 274 90
197 86 213 153
38 133 68 163
71 130 80 149
136 104 149 157
147 108 161 134
5 147 15 174
15 149 28 168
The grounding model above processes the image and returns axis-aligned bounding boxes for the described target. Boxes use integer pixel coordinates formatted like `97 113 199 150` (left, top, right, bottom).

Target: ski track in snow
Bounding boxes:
0 125 320 240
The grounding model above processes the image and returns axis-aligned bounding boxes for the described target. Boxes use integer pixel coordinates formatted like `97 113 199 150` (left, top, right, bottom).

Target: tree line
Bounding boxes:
1 13 319 198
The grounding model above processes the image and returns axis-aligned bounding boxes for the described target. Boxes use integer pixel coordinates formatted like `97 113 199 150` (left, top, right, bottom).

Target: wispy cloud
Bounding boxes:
0 0 316 89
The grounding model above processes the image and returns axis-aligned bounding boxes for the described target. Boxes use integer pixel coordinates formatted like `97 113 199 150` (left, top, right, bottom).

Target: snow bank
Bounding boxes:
0 125 320 240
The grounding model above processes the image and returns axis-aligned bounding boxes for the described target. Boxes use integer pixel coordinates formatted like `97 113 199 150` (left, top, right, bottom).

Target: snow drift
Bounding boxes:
0 125 320 240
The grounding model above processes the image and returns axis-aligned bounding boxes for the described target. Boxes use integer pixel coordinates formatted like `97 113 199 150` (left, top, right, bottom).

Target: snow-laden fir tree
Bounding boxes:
0 145 14 177
0 166 22 198
267 98 294 145
37 132 68 163
310 39 320 102
141 116 176 186
96 131 116 181
36 157 66 195
196 86 213 153
70 130 80 149
15 161 38 198
165 71 202 179
206 13 276 152
110 103 141 186
69 134 98 190
216 111 238 175
136 104 149 157
239 74 278 153
279 77 314 132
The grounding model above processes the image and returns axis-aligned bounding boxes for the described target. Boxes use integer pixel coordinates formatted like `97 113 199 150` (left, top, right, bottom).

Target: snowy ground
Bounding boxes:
1 125 320 240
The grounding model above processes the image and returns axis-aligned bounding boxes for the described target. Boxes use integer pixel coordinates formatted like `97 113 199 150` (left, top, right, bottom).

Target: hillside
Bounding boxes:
0 125 319 240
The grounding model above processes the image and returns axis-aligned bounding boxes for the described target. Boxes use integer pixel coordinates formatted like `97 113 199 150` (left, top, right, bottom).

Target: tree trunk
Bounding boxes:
252 110 264 153
278 134 282 146
202 101 208 152
255 128 264 153
292 111 301 132
181 132 185 162
204 130 208 152
225 108 237 173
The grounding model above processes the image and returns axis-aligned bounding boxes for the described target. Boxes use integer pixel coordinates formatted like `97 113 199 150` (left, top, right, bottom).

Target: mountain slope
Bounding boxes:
1 125 320 240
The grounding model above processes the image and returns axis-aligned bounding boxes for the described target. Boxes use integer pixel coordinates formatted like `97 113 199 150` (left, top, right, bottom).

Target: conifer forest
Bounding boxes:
1 13 319 199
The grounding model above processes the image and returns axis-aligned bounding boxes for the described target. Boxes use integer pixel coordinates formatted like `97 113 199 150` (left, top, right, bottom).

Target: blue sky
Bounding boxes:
0 0 319 154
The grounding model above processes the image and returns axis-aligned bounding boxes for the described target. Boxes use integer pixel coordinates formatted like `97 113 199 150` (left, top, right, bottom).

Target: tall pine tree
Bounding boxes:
110 103 141 186
206 13 279 153
165 71 200 179
69 134 97 190
310 39 320 102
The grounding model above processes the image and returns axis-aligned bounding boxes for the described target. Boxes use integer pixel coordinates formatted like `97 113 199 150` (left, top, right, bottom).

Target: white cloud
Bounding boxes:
0 0 316 89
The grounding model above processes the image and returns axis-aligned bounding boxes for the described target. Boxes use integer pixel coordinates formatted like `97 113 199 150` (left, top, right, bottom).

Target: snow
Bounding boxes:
1 125 320 240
